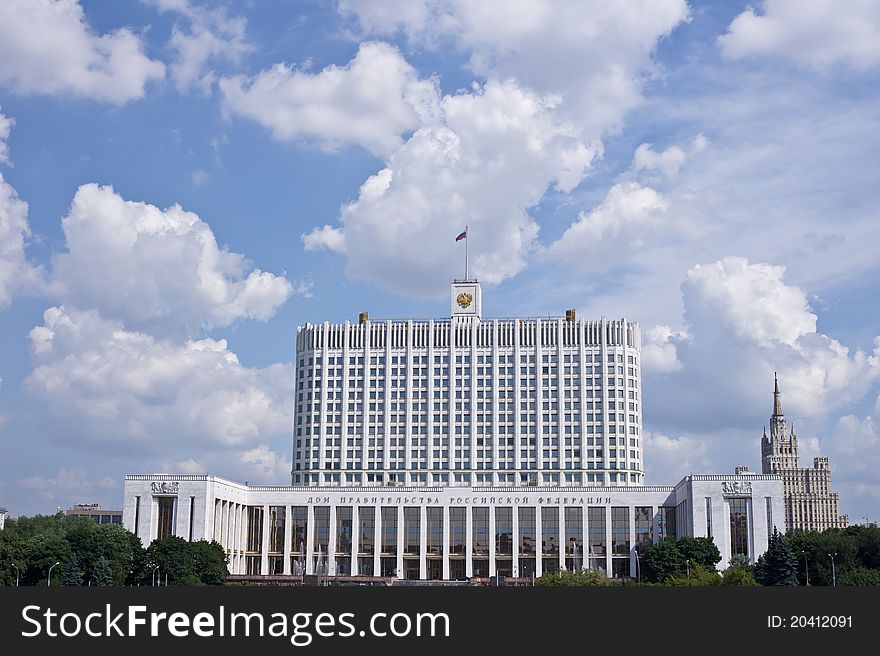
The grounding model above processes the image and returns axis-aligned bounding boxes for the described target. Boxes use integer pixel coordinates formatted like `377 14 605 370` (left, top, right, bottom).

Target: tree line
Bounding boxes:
536 524 880 586
0 513 227 586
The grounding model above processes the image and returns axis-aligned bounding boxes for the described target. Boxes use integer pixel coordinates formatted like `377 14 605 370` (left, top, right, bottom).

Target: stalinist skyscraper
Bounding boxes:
761 375 847 532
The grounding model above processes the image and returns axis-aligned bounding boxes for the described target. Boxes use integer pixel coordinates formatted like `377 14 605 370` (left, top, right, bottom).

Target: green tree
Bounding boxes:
536 568 611 586
143 537 228 586
91 555 114 586
755 528 799 586
722 555 758 586
62 553 83 586
666 563 721 586
677 536 722 571
642 538 686 583
838 566 880 586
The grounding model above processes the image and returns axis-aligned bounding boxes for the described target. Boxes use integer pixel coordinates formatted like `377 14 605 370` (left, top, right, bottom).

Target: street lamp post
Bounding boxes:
635 551 641 583
828 553 837 587
48 561 60 587
12 564 20 587
151 565 159 587
686 559 690 578
801 550 810 586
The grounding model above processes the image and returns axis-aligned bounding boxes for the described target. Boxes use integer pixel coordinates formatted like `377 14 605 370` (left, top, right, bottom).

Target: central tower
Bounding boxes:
292 279 643 488
451 278 482 321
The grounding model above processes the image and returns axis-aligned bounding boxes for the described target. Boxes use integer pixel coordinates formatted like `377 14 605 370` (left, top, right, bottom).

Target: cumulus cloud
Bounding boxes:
51 183 293 336
305 80 595 296
220 41 440 157
642 431 714 482
19 467 118 505
0 112 46 308
647 256 880 432
641 325 687 374
719 0 880 71
0 0 164 104
340 0 690 139
292 2 690 296
26 305 294 450
633 143 686 179
828 396 880 515
149 0 253 93
549 182 669 272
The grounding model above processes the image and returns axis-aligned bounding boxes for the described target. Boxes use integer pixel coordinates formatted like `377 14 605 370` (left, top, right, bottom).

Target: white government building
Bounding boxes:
123 280 784 580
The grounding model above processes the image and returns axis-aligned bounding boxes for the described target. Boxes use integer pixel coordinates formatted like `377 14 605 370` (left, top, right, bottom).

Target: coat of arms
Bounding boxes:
456 292 473 309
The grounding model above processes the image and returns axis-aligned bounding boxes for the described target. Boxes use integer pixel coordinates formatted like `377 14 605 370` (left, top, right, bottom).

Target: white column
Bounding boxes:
465 506 473 577
442 505 450 580
260 505 270 575
581 505 588 571
328 505 337 575
419 505 427 579
488 505 496 576
373 505 381 577
351 505 359 576
305 505 315 575
396 505 404 578
604 506 612 576
283 505 292 575
526 504 540 572
558 505 564 571
512 505 519 577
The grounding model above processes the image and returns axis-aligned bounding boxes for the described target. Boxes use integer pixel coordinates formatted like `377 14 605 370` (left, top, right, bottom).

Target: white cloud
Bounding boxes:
549 182 669 272
0 112 12 165
26 305 294 450
642 430 713 482
305 79 595 296
19 467 118 505
305 2 689 296
0 0 164 104
191 169 209 186
220 41 440 157
719 0 880 71
632 143 686 179
51 183 293 336
0 112 45 308
339 0 690 139
647 257 880 432
149 0 253 93
641 325 686 373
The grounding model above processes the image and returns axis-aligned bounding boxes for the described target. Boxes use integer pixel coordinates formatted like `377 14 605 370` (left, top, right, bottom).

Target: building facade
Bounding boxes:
761 375 847 532
66 503 123 525
0 507 6 531
120 279 788 580
123 472 782 578
292 280 645 488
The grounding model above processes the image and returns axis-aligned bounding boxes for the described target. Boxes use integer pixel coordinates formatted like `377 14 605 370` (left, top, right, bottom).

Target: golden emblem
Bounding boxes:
456 292 473 309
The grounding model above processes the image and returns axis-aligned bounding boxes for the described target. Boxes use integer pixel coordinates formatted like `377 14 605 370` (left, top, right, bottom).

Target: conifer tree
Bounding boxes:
62 553 83 586
755 528 799 586
91 555 114 586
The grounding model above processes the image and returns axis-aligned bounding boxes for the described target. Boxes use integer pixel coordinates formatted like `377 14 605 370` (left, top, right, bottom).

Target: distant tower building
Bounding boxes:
761 374 847 532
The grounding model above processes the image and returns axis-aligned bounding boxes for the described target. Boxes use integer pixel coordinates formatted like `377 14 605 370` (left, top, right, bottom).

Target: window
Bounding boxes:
356 507 374 555
542 507 559 556
564 507 583 571
157 497 175 541
427 507 443 555
336 507 352 555
730 498 749 558
404 507 420 556
519 507 536 555
495 507 513 556
313 506 330 555
588 507 606 573
611 507 629 556
291 506 307 554
635 506 652 552
268 506 285 553
450 508 466 556
473 507 489 556
706 498 713 539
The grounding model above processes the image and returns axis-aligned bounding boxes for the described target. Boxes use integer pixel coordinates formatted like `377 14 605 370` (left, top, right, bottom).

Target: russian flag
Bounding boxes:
455 229 467 241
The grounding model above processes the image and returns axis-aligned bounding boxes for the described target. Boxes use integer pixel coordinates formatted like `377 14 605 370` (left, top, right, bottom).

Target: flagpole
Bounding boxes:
465 225 469 280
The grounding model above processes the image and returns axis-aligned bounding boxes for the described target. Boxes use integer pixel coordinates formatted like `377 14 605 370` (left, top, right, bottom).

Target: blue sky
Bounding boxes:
0 0 878 522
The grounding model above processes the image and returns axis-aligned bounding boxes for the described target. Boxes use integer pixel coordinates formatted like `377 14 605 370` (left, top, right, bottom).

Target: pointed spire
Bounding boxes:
763 425 767 438
773 372 783 417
